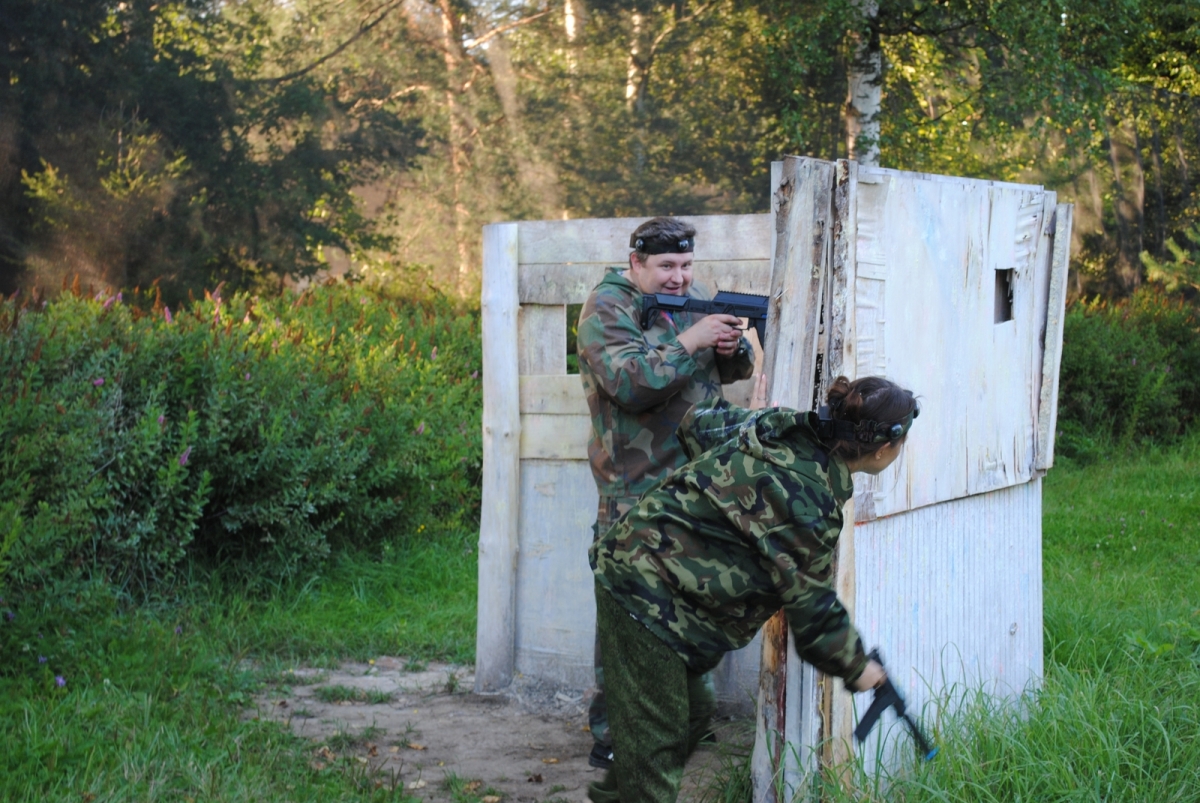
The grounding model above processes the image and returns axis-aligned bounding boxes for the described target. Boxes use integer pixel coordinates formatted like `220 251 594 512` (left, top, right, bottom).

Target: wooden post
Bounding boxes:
822 159 860 777
752 156 837 801
1035 204 1073 471
476 223 521 693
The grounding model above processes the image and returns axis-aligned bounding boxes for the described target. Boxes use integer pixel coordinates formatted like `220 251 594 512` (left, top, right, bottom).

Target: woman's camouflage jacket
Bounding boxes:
590 398 870 685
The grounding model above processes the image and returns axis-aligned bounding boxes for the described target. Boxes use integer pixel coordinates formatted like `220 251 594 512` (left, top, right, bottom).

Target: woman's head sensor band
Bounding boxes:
815 404 919 444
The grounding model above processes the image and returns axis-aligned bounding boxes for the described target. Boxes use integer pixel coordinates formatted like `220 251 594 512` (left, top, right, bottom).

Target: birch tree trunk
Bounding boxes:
845 0 881 167
437 0 474 294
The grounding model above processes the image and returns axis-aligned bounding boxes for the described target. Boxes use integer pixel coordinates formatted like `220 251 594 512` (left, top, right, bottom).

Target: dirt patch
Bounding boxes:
254 657 750 802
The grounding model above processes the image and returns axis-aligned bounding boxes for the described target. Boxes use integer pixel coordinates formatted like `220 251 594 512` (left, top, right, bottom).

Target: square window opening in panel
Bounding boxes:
994 269 1014 324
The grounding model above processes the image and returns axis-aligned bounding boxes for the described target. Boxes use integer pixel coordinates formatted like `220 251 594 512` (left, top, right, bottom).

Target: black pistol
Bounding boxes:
853 649 939 761
640 291 769 348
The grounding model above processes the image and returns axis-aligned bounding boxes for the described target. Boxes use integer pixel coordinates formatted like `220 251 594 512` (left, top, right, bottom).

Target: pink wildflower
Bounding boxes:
55 676 65 687
164 306 173 323
93 378 105 387
430 346 438 361
415 422 425 435
179 446 192 467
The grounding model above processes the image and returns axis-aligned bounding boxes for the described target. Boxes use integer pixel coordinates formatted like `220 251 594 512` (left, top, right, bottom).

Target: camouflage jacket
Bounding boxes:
577 268 755 502
590 398 869 684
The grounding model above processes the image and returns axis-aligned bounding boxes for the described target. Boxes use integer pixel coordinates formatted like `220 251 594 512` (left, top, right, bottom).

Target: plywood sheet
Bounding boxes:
852 172 1053 518
853 480 1043 770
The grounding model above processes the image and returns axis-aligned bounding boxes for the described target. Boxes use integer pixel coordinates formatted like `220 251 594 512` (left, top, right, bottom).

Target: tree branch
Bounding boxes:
463 8 553 50
256 0 406 85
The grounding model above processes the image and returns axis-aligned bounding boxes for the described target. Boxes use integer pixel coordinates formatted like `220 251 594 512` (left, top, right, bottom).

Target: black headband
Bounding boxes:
630 232 694 255
815 403 920 445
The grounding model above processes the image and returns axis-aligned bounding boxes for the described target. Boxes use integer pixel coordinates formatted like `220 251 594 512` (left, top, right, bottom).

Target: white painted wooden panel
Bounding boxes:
514 460 599 688
852 480 1043 771
852 173 1051 519
518 214 771 263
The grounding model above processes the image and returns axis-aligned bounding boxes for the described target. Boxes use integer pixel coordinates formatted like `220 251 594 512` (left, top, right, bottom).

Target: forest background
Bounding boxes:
2 0 1199 301
2 3 1200 800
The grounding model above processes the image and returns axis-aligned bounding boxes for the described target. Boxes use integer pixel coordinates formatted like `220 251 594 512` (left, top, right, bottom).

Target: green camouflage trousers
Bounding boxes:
588 581 717 803
588 496 634 749
590 497 715 751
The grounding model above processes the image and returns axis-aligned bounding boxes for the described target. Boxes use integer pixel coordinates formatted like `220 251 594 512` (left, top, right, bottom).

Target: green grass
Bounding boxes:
0 527 477 802
705 436 1200 802
313 686 398 705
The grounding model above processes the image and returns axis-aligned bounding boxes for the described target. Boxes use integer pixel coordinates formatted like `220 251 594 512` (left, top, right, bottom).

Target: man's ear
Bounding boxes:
629 252 642 271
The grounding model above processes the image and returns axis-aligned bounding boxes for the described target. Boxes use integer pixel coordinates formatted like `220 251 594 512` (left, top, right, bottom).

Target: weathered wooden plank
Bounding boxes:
1035 204 1073 471
520 413 590 460
824 159 860 772
752 155 835 803
517 214 772 264
518 260 772 304
519 374 588 415
476 223 521 693
518 305 567 375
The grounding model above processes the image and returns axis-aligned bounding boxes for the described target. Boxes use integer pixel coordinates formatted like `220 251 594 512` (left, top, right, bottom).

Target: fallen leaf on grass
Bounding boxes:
527 773 543 783
367 744 379 757
315 746 336 760
482 797 502 803
406 742 426 750
464 781 483 792
309 760 327 771
542 757 559 764
389 746 401 753
406 780 427 790
356 756 368 765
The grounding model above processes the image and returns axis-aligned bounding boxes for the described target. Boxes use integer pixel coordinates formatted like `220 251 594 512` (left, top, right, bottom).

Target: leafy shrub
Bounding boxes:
0 280 481 610
1057 290 1200 458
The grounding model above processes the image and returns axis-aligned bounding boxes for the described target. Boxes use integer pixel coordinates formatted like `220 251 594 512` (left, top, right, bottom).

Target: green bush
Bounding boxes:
1057 290 1200 458
0 281 481 614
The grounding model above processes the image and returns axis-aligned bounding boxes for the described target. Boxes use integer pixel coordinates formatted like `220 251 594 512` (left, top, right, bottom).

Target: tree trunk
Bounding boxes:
845 0 881 167
488 35 564 217
1105 111 1142 292
437 0 474 294
1147 102 1167 258
1173 116 1191 209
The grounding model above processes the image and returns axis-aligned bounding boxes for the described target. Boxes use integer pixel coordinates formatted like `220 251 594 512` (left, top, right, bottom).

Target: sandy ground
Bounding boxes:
253 657 750 802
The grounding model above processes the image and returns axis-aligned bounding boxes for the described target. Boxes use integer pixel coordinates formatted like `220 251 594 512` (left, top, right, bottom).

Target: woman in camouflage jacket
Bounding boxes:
586 375 919 803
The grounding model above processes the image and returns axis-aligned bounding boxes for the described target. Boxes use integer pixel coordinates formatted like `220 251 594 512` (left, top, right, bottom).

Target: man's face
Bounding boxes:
628 252 694 296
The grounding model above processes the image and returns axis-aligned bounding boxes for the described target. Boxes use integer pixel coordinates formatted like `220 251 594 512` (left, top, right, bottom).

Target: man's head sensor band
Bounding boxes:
630 233 693 255
815 404 919 445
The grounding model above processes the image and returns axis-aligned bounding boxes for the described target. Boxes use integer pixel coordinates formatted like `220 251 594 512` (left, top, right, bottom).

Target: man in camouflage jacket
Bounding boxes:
587 398 885 803
577 217 755 766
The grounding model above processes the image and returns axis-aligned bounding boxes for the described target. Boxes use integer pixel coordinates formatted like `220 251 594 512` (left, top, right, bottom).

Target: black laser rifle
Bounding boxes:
853 649 939 762
640 291 770 348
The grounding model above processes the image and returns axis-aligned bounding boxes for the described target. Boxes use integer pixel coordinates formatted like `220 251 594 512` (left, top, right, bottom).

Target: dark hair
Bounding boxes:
824 375 918 459
630 217 697 263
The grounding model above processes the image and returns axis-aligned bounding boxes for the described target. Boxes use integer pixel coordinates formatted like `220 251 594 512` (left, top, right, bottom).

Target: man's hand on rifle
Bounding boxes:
851 659 887 692
677 314 743 356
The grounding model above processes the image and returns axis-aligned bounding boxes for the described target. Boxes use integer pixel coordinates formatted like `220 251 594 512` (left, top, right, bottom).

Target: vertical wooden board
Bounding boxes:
1036 204 1073 471
476 223 521 693
518 305 567 375
1027 193 1059 422
754 155 835 803
825 160 859 767
852 481 1043 772
513 460 599 688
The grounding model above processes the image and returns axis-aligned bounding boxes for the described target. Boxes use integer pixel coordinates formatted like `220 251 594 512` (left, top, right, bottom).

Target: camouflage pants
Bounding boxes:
588 496 635 749
590 496 714 750
587 582 717 803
